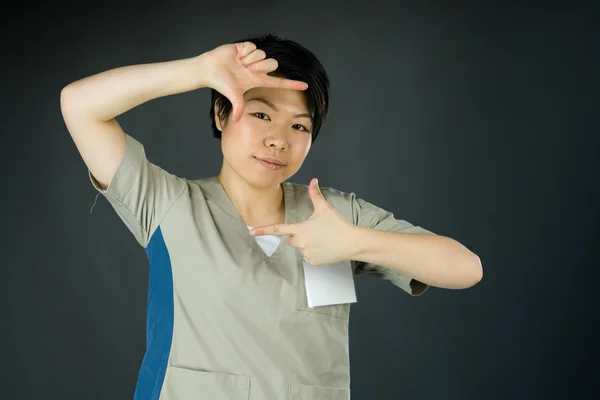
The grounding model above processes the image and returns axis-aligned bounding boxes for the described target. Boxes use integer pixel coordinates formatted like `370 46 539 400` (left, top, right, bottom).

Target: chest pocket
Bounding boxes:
294 256 351 320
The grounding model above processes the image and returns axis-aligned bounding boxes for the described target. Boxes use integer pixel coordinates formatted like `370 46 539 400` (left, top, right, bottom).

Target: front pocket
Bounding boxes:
295 258 352 319
288 382 350 400
164 366 251 400
296 294 351 319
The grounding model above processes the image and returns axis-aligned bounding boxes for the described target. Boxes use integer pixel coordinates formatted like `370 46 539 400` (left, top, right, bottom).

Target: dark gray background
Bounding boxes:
2 1 598 399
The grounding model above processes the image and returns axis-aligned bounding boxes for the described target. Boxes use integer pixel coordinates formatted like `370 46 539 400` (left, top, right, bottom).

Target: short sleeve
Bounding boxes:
351 195 434 296
89 133 187 248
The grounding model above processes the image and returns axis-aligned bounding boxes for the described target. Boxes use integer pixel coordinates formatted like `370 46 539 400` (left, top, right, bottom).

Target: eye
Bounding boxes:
253 113 310 133
253 112 270 120
293 124 310 132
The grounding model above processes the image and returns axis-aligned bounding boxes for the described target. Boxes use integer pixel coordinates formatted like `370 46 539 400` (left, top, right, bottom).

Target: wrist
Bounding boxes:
191 53 213 89
346 225 369 261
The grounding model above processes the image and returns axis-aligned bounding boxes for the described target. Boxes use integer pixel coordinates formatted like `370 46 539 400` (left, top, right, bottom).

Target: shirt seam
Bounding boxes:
149 178 189 241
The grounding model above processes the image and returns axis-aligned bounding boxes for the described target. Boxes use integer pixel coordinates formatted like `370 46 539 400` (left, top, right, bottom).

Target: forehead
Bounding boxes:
244 87 309 113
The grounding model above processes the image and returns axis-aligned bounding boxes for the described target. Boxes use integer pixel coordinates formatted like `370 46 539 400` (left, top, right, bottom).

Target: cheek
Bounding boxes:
228 121 262 143
222 123 254 145
290 135 312 161
221 124 261 162
221 130 242 160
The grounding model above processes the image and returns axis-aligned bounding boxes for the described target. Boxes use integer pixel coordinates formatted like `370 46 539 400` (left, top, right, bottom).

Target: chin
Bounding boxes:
240 169 287 190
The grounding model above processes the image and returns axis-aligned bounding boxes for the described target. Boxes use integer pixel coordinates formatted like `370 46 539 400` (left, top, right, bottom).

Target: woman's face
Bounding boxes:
216 87 313 189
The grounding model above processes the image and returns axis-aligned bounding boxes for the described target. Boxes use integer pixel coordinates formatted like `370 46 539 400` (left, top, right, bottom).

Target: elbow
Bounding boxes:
466 253 483 287
446 239 483 289
60 80 90 114
60 83 80 111
60 85 77 116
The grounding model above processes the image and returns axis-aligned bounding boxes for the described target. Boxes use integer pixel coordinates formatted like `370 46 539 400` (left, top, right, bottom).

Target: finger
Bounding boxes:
302 255 314 264
236 42 256 59
241 49 266 66
287 235 301 249
246 58 278 73
264 76 309 91
250 223 297 237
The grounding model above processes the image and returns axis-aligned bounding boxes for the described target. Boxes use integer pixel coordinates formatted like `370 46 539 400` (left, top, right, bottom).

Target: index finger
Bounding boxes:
265 76 308 91
250 223 297 236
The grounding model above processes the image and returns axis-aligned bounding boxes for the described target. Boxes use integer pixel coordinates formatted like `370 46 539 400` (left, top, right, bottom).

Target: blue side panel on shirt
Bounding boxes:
133 227 174 400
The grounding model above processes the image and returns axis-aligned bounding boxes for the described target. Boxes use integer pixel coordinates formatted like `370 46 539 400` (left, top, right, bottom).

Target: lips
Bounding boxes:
254 156 285 166
254 156 286 170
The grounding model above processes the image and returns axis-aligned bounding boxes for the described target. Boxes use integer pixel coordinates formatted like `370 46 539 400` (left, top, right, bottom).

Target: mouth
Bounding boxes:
254 156 285 170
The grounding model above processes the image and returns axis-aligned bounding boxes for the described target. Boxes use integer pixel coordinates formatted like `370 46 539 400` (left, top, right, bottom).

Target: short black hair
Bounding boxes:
209 33 330 144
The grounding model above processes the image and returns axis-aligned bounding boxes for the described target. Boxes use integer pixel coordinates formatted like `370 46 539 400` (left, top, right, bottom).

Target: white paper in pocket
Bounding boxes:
302 259 357 308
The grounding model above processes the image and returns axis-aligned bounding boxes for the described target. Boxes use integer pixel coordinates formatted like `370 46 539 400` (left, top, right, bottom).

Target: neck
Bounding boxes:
217 165 285 227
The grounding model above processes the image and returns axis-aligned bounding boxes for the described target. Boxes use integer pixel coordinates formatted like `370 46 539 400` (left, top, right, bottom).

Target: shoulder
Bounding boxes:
184 176 222 198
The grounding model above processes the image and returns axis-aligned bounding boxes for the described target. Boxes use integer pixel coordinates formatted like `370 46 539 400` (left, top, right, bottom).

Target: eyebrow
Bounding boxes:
246 97 312 120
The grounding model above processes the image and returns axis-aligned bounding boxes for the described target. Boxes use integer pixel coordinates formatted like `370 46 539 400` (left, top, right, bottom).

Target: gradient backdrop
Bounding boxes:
2 2 597 399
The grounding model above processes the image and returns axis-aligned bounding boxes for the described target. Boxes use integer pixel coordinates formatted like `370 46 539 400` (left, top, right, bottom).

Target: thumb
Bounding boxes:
309 178 326 211
230 98 245 122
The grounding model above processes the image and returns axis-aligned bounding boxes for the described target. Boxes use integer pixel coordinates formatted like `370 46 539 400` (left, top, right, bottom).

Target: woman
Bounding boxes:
60 33 482 400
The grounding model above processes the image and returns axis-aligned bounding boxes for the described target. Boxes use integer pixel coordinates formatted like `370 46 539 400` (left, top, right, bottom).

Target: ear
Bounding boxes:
214 104 223 131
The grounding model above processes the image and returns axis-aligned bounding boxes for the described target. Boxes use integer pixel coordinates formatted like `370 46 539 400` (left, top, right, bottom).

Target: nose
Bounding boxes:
266 139 287 151
264 130 288 151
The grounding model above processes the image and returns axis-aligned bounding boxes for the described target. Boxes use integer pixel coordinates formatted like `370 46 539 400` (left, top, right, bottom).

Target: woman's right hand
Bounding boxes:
200 41 309 122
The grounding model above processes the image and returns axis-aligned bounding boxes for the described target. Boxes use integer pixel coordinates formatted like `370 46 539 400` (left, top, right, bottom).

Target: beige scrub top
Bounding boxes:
89 133 433 400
